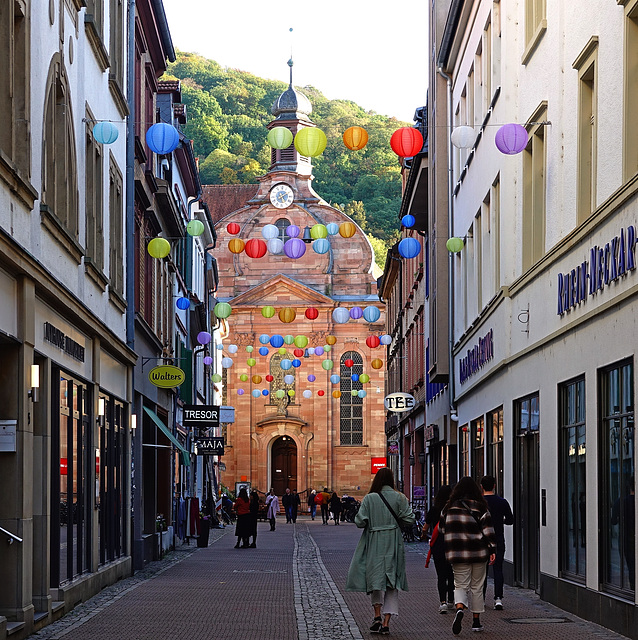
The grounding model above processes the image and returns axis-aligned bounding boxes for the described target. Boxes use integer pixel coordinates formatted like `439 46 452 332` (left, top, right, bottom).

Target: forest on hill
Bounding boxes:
165 52 413 266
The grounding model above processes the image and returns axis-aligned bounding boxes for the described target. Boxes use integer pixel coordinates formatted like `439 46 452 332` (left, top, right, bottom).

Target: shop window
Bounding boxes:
599 360 635 595
559 377 586 580
486 406 504 494
340 351 363 445
472 416 485 482
460 424 471 477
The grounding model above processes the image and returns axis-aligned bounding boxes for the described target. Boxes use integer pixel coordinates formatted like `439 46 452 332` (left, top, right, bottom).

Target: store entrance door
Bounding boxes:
271 436 297 496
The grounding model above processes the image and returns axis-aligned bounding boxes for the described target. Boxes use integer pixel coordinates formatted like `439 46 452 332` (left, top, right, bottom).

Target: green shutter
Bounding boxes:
179 342 193 404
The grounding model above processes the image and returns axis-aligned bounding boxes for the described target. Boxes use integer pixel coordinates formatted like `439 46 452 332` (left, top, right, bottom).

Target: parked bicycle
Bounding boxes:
340 496 361 523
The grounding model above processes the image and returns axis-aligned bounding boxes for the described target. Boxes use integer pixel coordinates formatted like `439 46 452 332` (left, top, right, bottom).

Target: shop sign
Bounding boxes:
557 224 636 316
183 404 220 427
194 436 224 456
384 392 415 412
371 457 387 474
424 424 439 441
413 486 426 498
459 329 494 384
44 322 85 362
148 365 186 388
60 458 68 475
387 440 399 456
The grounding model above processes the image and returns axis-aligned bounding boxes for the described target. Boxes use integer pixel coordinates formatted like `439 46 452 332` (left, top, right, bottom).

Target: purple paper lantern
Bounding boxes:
350 306 363 320
237 389 245 395
284 238 306 259
286 224 300 238
495 123 528 155
197 331 212 345
315 346 324 356
203 356 213 365
307 374 316 382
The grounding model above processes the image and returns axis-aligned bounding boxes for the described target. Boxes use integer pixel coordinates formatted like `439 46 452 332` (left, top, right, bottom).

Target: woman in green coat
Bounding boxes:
346 467 415 635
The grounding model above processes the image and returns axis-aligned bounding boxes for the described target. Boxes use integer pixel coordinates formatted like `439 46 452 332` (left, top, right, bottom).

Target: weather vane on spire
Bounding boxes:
288 27 294 87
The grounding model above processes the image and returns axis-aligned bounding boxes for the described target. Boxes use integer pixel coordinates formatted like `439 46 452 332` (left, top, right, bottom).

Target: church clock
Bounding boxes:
270 183 294 209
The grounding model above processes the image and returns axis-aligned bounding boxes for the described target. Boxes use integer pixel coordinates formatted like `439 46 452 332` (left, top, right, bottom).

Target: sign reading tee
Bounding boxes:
384 392 415 413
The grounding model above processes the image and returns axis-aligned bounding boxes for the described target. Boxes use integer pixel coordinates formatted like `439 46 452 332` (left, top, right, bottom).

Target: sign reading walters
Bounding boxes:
44 322 85 362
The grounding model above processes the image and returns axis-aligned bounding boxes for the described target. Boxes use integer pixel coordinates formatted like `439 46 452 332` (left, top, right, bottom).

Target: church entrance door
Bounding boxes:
271 436 297 495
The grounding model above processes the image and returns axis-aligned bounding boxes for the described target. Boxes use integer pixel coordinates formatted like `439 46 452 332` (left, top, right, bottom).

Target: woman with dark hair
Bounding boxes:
233 487 251 549
425 484 454 613
346 468 415 635
329 491 342 525
441 477 496 635
248 490 260 548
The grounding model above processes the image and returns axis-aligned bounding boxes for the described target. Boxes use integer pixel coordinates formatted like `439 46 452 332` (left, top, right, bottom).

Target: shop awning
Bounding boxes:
143 407 190 467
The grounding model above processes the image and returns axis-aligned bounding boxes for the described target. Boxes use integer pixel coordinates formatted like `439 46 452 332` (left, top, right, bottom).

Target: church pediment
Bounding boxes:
229 274 335 307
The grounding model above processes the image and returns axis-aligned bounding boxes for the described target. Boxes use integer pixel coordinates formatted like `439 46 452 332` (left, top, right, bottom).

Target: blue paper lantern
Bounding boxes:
292 358 302 368
363 306 381 323
252 389 261 398
358 390 367 398
398 237 421 259
401 214 415 228
176 297 190 310
262 389 269 396
312 238 331 254
93 121 119 144
270 334 284 348
146 122 180 155
351 374 360 382
280 359 293 370
259 347 269 356
259 334 270 344
326 222 340 235
330 374 341 384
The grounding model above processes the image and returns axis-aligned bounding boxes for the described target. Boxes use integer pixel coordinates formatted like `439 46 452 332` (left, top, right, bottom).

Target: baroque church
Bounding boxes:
204 63 387 498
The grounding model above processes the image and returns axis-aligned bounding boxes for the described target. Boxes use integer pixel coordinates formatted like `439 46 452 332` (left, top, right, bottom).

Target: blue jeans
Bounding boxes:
483 542 505 599
285 506 293 522
309 504 317 519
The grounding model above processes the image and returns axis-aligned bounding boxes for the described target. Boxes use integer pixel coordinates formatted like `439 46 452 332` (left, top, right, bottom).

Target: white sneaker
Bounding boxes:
439 603 448 614
494 598 503 610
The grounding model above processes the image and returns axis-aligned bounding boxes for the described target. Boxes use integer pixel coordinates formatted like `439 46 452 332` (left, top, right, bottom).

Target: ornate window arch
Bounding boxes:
340 351 363 445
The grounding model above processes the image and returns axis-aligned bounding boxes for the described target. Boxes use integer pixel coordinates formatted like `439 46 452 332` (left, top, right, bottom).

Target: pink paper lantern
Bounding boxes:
495 124 528 155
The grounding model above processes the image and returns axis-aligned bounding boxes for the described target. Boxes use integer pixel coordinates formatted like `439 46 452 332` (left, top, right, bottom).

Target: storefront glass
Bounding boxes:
486 406 504 494
472 416 485 482
340 351 363 445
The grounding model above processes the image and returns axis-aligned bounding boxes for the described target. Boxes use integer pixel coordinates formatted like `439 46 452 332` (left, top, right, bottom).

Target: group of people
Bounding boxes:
232 488 260 548
345 469 512 636
308 488 342 524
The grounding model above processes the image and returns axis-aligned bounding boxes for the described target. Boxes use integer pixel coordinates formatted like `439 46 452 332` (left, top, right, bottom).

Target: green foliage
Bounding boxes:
166 51 412 269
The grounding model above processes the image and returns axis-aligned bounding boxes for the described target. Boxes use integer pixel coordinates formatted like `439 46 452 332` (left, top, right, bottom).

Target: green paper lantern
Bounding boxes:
351 389 358 397
276 389 285 398
212 373 222 383
446 237 465 253
278 347 287 355
262 306 276 319
323 344 331 353
240 374 249 382
214 302 232 319
294 335 308 348
186 219 205 236
321 359 334 370
359 373 370 383
247 358 256 367
310 224 328 239
267 126 293 149
147 237 171 259
284 335 295 345
294 127 327 157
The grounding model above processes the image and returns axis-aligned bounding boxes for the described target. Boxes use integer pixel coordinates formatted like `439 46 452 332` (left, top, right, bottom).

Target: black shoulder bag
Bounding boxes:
377 492 412 536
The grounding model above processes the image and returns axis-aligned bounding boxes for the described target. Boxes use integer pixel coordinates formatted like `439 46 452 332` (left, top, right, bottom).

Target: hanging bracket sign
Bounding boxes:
384 392 415 413
194 436 224 456
183 405 220 427
148 365 186 388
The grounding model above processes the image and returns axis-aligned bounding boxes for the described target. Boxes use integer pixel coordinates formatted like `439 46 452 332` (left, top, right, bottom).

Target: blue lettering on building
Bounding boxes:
459 329 494 385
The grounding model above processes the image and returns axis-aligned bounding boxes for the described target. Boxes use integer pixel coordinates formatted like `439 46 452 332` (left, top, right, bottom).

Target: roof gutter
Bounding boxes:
437 0 465 70
151 0 176 62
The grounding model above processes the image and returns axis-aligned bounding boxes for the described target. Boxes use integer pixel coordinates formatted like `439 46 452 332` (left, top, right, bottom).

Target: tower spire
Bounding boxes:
288 27 294 87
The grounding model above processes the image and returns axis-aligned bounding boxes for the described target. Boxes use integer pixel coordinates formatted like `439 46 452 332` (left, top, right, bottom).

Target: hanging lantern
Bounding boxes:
228 238 245 254
293 348 304 357
252 375 262 384
197 331 212 345
214 302 232 319
351 389 358 397
308 374 316 382
211 372 222 384
276 390 285 398
288 389 296 397
240 374 249 382
446 237 465 253
321 359 334 370
332 390 342 398
244 238 268 259
326 222 340 235
495 123 528 155
262 306 276 319
262 389 270 396
363 306 381 323
294 127 327 157
286 224 300 238
237 389 245 395
315 346 324 356
366 335 381 348
259 347 269 356
261 224 279 240
325 335 337 345
342 126 369 151
221 357 233 369
344 359 354 368
265 374 274 382
284 238 306 259
450 125 476 149
280 359 293 370
227 222 241 235
317 390 325 396
251 389 261 398
332 307 350 324
359 373 370 383
146 122 180 155
278 307 296 323
259 334 270 345
284 374 294 385
303 390 313 399
305 307 319 320
398 237 421 259
147 237 171 259
390 127 424 158
204 357 214 366
380 334 392 345
310 224 328 239
186 219 205 236
330 375 340 385
307 347 315 355
267 238 284 255
278 347 287 355
284 334 295 345
216 344 224 350
292 359 302 368
176 297 190 310
294 335 308 348
323 344 331 353
93 121 119 144
312 238 331 254
350 306 363 320
228 344 238 354
358 390 367 398
351 374 360 382
401 214 415 228
246 357 256 367
270 334 284 348
267 126 294 149
246 346 254 352
339 222 356 238
371 358 384 369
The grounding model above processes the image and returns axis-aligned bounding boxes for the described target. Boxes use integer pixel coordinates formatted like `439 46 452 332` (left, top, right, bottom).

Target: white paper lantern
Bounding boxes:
451 126 475 149
380 334 392 345
303 390 312 399
221 357 234 368
228 344 238 354
267 238 284 255
284 374 295 385
332 307 350 324
262 224 279 240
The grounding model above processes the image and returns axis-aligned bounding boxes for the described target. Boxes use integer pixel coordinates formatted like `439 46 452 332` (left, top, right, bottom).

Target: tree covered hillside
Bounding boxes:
166 52 411 263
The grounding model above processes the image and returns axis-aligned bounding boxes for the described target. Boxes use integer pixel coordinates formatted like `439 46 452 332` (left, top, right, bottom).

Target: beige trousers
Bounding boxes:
452 562 487 613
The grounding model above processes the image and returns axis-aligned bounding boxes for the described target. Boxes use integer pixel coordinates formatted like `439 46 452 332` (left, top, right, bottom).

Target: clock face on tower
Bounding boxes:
270 183 294 209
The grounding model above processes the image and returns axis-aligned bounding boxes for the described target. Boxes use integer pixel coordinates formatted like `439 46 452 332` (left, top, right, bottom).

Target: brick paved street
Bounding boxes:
28 518 630 640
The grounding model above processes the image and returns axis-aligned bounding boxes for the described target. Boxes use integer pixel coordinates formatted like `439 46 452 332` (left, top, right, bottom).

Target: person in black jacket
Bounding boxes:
425 485 454 613
282 488 293 523
480 475 514 609
329 492 342 525
248 490 260 548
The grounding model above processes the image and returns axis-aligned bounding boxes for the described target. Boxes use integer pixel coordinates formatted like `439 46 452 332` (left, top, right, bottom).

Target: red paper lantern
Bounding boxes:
390 127 424 158
227 222 241 235
244 238 267 259
317 390 325 396
344 359 354 368
293 348 304 357
266 375 274 382
305 307 319 320
366 335 381 348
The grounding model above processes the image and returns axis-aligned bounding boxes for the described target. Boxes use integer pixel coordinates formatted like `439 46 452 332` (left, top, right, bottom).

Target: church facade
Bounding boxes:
207 69 387 499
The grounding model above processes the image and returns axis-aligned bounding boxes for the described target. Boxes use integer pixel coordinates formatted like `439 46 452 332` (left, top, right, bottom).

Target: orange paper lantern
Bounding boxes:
343 126 369 151
332 390 341 398
325 335 337 345
339 222 356 238
278 307 296 323
371 358 384 370
228 238 245 254
252 375 262 384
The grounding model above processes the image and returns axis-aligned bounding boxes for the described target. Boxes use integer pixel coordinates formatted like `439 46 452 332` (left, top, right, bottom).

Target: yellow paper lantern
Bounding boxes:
262 306 276 319
332 390 342 399
342 126 369 151
228 238 245 254
147 237 171 259
252 375 262 384
339 222 356 238
278 307 296 323
371 358 384 370
287 389 296 397
325 335 337 346
267 126 294 149
278 347 287 355
294 127 327 157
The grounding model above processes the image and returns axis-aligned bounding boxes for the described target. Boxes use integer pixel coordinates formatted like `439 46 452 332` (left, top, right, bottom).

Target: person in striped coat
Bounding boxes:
440 477 496 634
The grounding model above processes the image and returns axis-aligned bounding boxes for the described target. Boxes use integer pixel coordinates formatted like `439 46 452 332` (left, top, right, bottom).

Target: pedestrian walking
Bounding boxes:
249 490 260 548
330 491 342 524
346 467 415 636
308 489 317 520
282 488 293 523
266 488 279 531
424 484 455 613
480 475 514 609
320 487 331 525
291 490 301 523
233 487 251 548
441 476 496 635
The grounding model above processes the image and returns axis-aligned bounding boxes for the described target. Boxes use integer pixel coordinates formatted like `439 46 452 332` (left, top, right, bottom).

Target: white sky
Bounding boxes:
161 0 429 123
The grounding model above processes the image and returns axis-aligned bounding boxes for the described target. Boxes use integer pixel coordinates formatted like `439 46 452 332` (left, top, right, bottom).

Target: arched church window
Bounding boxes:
270 351 296 413
275 218 291 243
340 351 363 445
